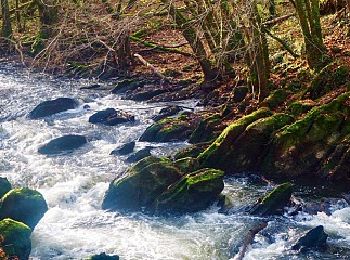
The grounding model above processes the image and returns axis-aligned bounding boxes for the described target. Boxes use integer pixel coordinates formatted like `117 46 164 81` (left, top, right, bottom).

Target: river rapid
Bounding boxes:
1 63 350 259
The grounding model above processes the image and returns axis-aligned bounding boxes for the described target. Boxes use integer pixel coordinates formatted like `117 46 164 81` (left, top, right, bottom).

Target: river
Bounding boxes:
1 63 350 259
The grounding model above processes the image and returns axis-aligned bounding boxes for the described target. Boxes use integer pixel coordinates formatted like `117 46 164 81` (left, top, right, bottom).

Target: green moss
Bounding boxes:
250 182 292 216
0 188 48 230
174 157 199 173
288 100 315 116
198 107 272 164
140 115 193 142
308 63 350 100
154 168 224 213
0 218 31 259
275 93 350 152
102 156 182 211
265 89 288 109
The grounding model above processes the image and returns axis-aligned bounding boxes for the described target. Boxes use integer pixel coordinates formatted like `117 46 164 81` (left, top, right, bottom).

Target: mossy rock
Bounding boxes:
0 218 31 260
0 188 48 230
288 100 316 116
263 93 350 180
174 142 211 160
307 63 350 100
174 157 199 173
189 114 221 144
102 156 183 211
0 178 11 198
139 116 193 142
198 108 295 173
154 168 224 213
262 89 288 109
249 182 292 216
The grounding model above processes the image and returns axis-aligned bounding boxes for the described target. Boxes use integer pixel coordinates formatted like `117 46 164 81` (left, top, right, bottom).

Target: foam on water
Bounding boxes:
2 63 350 259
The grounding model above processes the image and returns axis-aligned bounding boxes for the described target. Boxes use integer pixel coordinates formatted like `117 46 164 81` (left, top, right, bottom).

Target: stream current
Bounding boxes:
1 63 350 259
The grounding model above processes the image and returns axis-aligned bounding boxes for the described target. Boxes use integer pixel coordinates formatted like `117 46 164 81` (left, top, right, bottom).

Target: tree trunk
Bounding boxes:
1 0 12 39
35 0 58 38
294 0 330 71
161 0 219 81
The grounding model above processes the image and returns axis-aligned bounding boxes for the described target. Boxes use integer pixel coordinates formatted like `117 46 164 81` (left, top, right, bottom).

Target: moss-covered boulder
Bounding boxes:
174 142 211 160
198 108 294 173
174 157 199 173
189 114 221 144
102 157 183 211
287 100 316 116
262 93 350 181
306 63 350 100
249 182 292 216
0 178 11 198
154 168 224 213
318 134 350 184
262 89 288 109
139 115 194 142
0 188 48 230
0 218 31 260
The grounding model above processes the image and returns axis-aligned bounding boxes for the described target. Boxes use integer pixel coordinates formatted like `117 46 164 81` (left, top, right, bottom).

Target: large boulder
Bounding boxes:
89 108 134 126
0 188 48 230
198 108 293 173
262 93 350 182
305 63 349 100
189 114 221 144
0 178 11 198
154 168 224 213
28 98 79 119
0 218 31 260
248 182 292 216
102 157 183 211
140 115 194 142
292 225 328 252
38 134 88 155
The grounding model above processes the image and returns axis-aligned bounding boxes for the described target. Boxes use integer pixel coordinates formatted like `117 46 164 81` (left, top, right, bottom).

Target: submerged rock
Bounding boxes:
292 225 328 252
89 108 134 126
28 98 79 119
249 182 292 216
126 146 153 163
0 188 48 230
38 134 88 155
0 178 11 198
0 218 31 260
154 168 224 213
102 157 182 211
88 252 119 260
111 141 135 156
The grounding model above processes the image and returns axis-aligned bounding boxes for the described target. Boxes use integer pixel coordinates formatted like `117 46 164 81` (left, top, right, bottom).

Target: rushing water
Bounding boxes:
1 63 350 259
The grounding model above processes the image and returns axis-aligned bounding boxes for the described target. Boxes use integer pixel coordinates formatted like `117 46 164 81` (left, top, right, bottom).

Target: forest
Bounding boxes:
0 0 350 259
